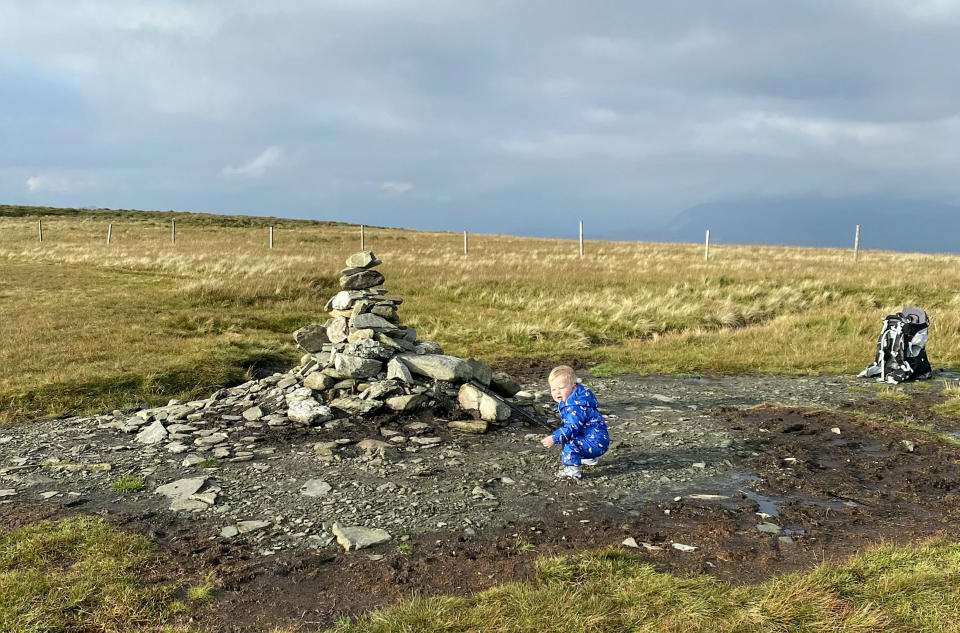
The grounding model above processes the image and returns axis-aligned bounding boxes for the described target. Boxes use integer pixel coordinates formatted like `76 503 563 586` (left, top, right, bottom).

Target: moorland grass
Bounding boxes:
328 542 960 633
7 515 960 633
932 397 960 418
3 207 960 424
0 515 191 633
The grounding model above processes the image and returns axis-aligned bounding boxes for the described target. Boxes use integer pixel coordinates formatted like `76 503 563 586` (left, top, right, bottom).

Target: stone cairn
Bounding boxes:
289 250 528 432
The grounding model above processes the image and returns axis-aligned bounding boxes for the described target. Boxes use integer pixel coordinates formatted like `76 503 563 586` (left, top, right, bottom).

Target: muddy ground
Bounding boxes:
3 367 960 632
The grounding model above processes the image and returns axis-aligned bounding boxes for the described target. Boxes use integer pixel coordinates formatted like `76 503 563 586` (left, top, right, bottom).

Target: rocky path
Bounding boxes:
1 372 906 554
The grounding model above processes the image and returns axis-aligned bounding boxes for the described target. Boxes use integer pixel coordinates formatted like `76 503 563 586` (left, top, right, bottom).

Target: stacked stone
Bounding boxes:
291 251 524 431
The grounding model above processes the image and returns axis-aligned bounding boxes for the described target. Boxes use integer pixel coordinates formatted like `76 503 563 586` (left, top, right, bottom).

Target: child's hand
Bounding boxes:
540 435 555 448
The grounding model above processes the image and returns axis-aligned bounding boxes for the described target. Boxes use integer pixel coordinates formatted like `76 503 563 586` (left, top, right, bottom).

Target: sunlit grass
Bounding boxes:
111 474 146 494
0 515 192 633
932 397 960 418
327 541 960 633
876 386 912 403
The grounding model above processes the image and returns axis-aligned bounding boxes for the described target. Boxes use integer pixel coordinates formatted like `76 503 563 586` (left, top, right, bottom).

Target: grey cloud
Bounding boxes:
3 1 960 238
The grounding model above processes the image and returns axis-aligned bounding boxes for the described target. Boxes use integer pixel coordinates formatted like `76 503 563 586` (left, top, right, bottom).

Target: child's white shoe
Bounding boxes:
557 465 582 479
581 458 599 466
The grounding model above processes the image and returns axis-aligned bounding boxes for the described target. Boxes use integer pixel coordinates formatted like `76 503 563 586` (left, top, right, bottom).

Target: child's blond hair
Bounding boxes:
548 365 577 387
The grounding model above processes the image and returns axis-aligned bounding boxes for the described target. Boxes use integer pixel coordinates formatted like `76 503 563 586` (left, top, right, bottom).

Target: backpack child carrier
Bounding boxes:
858 307 932 384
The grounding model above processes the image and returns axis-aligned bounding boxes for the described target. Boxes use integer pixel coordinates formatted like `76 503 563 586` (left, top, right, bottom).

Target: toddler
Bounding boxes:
539 365 609 479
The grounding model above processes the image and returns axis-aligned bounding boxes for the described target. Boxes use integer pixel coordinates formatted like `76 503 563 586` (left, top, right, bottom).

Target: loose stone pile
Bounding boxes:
290 250 527 431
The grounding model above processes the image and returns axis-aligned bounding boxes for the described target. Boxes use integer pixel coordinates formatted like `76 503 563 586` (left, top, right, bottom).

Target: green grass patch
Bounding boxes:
0 340 296 425
194 459 221 469
111 474 145 494
329 541 960 633
932 396 960 418
0 515 192 632
186 573 218 603
876 386 912 403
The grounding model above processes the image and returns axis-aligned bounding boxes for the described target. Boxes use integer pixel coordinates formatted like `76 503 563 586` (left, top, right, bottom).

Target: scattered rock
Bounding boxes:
287 400 334 425
242 406 264 421
135 420 167 445
155 477 207 499
332 523 392 551
220 526 239 538
237 520 272 535
385 394 426 412
300 479 333 498
448 420 489 434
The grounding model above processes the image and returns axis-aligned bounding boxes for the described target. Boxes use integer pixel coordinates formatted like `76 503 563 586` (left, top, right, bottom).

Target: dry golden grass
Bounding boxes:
2 208 959 422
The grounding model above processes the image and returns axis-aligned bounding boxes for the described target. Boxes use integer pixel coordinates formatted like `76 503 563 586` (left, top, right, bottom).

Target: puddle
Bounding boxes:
627 472 854 527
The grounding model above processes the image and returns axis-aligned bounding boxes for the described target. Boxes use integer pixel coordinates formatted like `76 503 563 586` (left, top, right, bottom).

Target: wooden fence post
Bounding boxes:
269 226 274 249
107 223 112 245
704 229 710 261
171 220 176 245
360 225 365 250
463 230 468 255
579 220 583 258
853 224 861 263
38 219 43 242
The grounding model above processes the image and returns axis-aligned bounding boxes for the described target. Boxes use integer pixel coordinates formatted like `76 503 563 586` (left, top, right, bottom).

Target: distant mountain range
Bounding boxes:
657 196 960 254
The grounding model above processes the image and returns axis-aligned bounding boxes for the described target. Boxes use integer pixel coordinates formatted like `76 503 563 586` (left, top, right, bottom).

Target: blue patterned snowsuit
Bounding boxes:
551 383 609 466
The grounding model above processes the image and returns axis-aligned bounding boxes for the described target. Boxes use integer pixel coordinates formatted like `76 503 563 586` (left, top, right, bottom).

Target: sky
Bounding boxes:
2 1 960 239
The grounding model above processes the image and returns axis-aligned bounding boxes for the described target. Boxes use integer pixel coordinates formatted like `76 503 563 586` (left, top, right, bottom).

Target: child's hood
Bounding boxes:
559 382 598 410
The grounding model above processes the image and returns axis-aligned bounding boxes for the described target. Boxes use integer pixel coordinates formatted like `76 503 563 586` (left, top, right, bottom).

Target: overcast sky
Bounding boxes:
2 1 960 238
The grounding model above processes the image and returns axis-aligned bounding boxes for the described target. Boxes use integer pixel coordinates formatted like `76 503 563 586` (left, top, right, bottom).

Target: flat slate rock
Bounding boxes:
332 522 392 551
155 477 206 499
300 479 333 497
397 354 473 382
345 251 381 269
340 270 385 290
136 420 168 445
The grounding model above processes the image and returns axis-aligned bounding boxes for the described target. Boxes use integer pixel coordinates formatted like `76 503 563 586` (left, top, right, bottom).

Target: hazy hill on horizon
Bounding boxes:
659 196 960 254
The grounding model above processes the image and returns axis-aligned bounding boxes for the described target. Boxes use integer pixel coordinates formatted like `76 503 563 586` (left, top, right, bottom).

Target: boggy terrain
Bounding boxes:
3 368 960 631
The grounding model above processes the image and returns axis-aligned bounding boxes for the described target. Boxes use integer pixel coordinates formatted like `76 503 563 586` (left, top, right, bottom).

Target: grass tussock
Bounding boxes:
3 209 960 422
876 386 912 403
932 397 960 418
0 515 192 633
329 542 960 633
111 474 146 494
